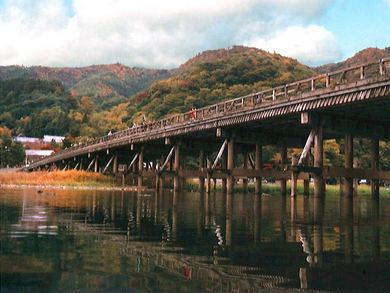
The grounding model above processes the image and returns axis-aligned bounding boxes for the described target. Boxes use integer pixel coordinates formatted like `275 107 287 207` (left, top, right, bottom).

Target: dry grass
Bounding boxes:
0 170 114 187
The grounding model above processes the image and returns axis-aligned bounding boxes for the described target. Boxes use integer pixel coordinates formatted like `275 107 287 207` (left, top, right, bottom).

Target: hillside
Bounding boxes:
2 45 388 140
127 46 315 121
0 64 171 110
315 47 390 73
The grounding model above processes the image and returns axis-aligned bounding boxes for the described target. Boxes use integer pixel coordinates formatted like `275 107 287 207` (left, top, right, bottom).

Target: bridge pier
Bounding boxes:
255 144 262 195
291 155 298 197
199 150 205 194
94 156 99 173
313 125 324 197
280 146 287 196
227 138 234 195
342 134 354 197
113 153 118 174
138 146 144 192
371 138 379 199
222 151 227 193
242 150 248 193
173 144 180 192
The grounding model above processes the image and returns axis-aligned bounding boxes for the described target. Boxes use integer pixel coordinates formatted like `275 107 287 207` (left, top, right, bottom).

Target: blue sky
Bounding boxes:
319 0 390 60
0 0 389 68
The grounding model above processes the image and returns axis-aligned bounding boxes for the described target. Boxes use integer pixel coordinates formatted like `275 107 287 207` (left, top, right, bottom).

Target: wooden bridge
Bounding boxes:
27 58 390 198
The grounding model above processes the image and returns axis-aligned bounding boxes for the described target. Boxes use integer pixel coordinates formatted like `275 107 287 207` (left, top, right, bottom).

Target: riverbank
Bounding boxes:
0 170 116 188
2 170 389 197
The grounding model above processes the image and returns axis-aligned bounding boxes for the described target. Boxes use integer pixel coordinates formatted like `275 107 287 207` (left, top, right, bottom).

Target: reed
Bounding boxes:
0 170 114 187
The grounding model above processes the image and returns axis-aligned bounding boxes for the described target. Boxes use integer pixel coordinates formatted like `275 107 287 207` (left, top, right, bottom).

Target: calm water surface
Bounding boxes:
1 188 390 292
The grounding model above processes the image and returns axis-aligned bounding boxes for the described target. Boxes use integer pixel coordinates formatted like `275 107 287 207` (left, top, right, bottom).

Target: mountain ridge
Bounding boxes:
0 63 172 110
315 47 390 73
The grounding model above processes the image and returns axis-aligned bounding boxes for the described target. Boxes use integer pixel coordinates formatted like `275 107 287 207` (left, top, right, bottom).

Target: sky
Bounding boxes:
0 0 389 68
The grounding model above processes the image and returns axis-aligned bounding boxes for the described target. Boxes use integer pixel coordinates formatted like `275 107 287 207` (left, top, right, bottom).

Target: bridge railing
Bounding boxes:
35 57 390 164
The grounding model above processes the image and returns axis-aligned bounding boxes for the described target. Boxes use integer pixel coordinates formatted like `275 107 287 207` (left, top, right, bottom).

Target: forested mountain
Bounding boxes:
315 47 390 73
0 64 172 110
127 46 315 121
1 45 389 140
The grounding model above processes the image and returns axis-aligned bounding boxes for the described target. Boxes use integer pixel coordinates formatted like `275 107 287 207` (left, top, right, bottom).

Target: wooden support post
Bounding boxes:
103 155 115 173
79 158 83 170
86 158 95 171
199 150 205 194
313 125 324 197
304 151 311 196
342 134 353 197
255 144 262 195
94 156 99 173
173 143 180 192
280 147 287 196
291 155 298 197
222 152 227 193
242 150 248 193
206 159 211 194
113 154 118 174
227 138 234 195
371 139 380 199
138 146 144 192
304 179 310 196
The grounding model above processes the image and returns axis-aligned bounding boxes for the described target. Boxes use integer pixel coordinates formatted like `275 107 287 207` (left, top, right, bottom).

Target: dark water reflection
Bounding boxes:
1 188 390 292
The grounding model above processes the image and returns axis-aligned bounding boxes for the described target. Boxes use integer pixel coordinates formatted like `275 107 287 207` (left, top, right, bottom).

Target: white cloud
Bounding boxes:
247 25 341 65
0 0 337 67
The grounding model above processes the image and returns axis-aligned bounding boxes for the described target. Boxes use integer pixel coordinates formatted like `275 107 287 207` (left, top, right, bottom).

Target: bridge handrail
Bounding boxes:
33 58 390 165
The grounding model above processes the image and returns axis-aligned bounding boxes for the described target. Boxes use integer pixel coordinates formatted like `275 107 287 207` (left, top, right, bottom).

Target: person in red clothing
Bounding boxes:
189 107 197 120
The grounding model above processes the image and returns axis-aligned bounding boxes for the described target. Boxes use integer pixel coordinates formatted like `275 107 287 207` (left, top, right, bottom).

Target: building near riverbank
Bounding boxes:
14 135 64 165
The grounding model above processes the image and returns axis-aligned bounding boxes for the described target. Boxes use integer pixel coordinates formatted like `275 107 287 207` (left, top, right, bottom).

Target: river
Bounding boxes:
1 187 389 292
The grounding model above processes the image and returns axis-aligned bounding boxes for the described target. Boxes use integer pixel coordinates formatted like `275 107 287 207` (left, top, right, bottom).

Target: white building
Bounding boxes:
14 136 41 143
43 135 65 143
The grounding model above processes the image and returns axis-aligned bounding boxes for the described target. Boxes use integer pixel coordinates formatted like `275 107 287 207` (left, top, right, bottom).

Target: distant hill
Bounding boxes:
0 64 172 110
315 47 390 73
127 46 315 121
2 45 389 139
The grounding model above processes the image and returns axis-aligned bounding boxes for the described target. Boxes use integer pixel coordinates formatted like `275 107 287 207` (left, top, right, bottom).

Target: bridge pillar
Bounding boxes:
173 144 180 192
242 150 248 193
291 155 298 197
371 138 379 199
314 125 325 197
227 138 235 195
255 144 262 195
342 134 354 197
206 159 211 194
199 150 205 194
280 147 287 196
222 151 227 193
113 153 118 174
138 146 144 191
79 158 83 171
94 156 99 173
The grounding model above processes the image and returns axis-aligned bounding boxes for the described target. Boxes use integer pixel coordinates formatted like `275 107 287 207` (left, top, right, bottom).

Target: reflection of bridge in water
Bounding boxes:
4 187 387 292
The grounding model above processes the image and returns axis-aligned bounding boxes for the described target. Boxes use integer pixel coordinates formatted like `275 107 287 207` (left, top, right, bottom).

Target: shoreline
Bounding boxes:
0 183 155 192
